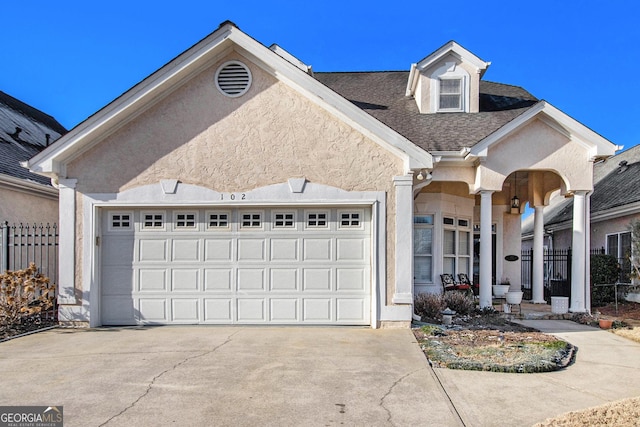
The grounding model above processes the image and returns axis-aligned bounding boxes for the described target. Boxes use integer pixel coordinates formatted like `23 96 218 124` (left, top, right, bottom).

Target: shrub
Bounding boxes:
590 254 621 307
0 263 54 326
414 293 444 321
414 291 476 321
443 291 475 316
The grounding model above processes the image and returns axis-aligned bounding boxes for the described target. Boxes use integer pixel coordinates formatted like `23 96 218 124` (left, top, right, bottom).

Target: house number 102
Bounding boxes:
220 193 246 200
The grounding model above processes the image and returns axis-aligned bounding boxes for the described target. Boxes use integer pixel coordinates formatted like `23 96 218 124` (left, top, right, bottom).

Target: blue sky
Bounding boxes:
3 1 639 151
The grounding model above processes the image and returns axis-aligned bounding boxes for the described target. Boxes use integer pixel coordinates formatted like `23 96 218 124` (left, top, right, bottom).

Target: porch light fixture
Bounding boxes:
510 172 520 214
416 170 432 181
417 170 425 180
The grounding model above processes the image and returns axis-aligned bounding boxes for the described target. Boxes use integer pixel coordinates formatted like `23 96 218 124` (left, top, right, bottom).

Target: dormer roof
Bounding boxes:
405 41 491 98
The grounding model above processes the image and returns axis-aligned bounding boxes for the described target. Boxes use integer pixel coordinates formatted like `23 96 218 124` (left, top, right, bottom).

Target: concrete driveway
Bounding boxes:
0 327 461 427
2 322 640 427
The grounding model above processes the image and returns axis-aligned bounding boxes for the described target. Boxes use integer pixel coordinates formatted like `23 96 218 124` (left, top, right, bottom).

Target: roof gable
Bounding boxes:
28 22 431 179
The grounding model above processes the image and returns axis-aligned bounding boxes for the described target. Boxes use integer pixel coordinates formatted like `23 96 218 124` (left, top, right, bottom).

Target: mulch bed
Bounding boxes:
413 312 576 373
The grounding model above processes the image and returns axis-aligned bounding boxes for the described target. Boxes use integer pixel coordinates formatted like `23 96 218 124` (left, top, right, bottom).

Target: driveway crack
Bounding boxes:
99 329 241 427
379 367 425 426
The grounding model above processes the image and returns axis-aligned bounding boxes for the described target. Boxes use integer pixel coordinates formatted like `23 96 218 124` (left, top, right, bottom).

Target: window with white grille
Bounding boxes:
338 211 363 229
306 211 329 229
207 212 230 230
175 212 197 229
109 212 133 231
240 212 262 229
141 212 165 230
273 212 295 229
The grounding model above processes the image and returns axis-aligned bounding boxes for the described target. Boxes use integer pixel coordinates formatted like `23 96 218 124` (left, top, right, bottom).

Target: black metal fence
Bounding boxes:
1 222 59 285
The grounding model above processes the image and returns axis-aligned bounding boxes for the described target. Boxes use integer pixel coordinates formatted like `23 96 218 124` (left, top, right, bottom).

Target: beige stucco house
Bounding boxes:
27 22 618 328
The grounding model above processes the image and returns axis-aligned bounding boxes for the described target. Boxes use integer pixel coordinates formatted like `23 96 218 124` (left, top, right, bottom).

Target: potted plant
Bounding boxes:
493 279 511 298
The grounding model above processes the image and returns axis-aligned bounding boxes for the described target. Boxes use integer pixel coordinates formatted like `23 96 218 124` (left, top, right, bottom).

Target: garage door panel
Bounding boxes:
337 239 366 261
171 269 200 291
237 298 265 322
303 268 332 291
139 269 167 291
139 239 168 262
303 239 332 261
204 298 233 322
237 269 265 290
270 269 298 291
336 268 366 291
204 269 233 291
237 239 265 261
337 299 366 322
172 240 200 262
270 299 298 321
270 239 298 261
138 299 168 323
303 299 332 322
101 267 133 295
171 299 199 322
204 239 233 261
102 237 134 266
102 296 135 325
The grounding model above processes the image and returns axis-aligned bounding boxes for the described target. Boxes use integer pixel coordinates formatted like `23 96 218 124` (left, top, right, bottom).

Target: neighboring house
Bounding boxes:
27 22 617 328
522 144 640 286
0 91 65 225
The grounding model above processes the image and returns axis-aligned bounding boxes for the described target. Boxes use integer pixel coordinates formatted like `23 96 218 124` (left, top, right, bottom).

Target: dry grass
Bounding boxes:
533 396 640 427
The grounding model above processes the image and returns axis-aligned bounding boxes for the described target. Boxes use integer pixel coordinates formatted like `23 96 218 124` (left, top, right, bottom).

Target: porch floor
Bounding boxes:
496 300 575 320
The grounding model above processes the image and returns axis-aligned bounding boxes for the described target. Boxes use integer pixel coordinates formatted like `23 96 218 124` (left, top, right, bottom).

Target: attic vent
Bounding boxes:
215 61 252 97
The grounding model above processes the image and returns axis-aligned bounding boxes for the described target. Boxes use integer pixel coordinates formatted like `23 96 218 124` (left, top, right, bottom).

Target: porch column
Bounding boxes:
479 190 494 308
392 174 414 304
532 205 546 303
570 190 588 312
57 178 78 305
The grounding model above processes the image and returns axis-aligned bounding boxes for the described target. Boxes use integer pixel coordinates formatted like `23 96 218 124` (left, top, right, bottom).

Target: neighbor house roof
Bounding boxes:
522 144 640 234
315 72 538 152
0 91 66 185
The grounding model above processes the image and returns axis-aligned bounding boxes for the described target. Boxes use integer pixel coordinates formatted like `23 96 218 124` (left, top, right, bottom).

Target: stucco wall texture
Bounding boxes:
0 187 58 225
68 52 404 304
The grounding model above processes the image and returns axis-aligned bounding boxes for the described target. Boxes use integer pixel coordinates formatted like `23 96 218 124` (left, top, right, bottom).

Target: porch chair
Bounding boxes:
440 274 460 293
457 273 479 296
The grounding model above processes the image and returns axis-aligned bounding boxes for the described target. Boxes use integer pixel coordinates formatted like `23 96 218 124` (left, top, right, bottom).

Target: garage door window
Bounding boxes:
175 212 197 229
241 212 263 229
338 210 363 229
109 212 133 231
142 212 165 230
206 211 230 230
273 212 296 229
305 211 329 229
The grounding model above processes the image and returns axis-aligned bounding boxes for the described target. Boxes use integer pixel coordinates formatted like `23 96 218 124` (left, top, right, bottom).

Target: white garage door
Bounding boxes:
100 207 371 325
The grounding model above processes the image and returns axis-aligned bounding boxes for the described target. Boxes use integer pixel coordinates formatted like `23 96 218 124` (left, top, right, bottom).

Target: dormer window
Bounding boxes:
439 78 463 111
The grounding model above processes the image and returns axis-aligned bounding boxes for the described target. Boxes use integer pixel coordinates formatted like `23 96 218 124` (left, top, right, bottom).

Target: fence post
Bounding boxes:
1 221 8 273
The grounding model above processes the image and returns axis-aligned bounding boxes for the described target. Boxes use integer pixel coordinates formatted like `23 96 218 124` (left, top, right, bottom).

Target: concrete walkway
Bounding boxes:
0 321 638 426
434 320 640 426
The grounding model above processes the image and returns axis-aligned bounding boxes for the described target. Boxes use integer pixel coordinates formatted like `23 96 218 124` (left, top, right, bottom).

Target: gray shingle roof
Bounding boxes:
0 91 66 185
314 72 538 151
523 144 640 232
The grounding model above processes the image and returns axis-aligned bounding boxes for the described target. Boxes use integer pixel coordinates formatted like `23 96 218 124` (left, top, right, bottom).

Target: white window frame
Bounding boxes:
438 77 463 112
272 211 297 230
173 211 198 231
206 210 231 231
442 215 472 276
140 211 166 231
337 209 364 230
430 61 470 113
414 214 434 284
239 211 264 231
108 211 134 232
304 210 330 230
